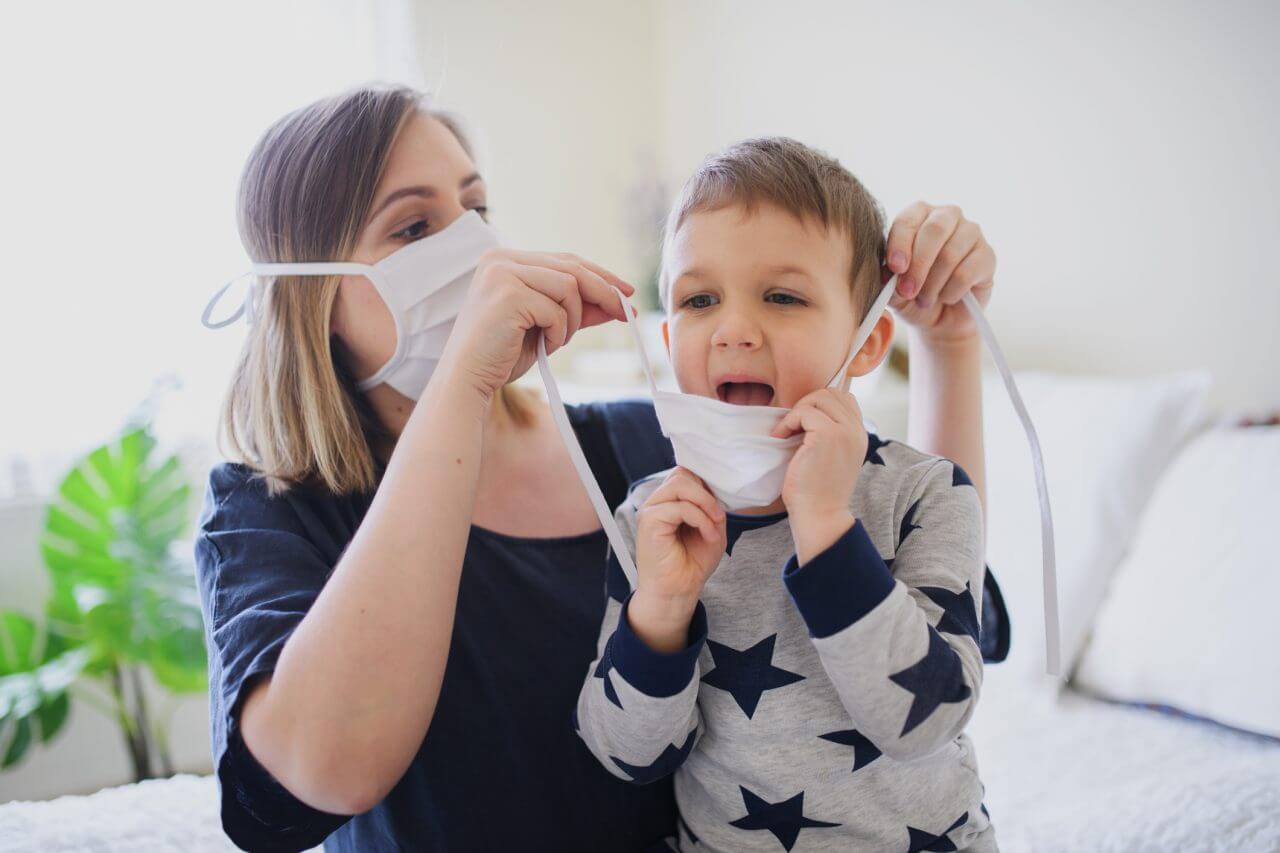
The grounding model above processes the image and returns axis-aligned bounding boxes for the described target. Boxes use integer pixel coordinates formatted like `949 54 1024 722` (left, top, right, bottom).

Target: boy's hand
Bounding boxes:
629 468 727 652
885 201 996 345
772 388 865 564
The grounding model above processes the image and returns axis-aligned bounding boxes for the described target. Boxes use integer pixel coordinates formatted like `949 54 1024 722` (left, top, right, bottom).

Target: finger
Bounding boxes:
905 206 962 309
514 288 569 353
508 262 582 344
504 251 626 326
646 500 721 544
936 236 995 306
886 201 931 294
810 390 861 425
936 246 991 307
919 221 981 309
649 470 725 520
556 253 636 298
772 404 833 439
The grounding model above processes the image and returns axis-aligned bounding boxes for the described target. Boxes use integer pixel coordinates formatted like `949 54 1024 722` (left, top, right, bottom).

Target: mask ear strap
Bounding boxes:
960 292 1060 676
536 290 647 588
827 274 900 388
201 272 255 329
202 262 384 330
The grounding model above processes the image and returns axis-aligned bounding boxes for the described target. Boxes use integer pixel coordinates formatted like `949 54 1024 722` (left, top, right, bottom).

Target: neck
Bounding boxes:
730 496 787 517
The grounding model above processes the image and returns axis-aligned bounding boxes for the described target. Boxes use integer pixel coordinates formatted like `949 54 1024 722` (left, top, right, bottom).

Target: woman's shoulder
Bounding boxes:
198 461 367 564
569 398 674 485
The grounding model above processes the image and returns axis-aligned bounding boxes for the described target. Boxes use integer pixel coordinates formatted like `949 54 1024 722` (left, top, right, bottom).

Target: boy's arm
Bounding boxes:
783 459 985 761
574 503 706 784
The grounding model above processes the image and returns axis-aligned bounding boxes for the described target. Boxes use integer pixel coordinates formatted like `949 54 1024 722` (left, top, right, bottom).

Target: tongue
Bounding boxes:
723 382 773 406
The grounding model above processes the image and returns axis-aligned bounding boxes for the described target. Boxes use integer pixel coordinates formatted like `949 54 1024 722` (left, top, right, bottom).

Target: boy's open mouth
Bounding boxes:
716 381 775 406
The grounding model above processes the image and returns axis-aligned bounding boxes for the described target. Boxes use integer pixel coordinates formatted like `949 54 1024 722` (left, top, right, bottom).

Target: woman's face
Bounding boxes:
330 112 489 386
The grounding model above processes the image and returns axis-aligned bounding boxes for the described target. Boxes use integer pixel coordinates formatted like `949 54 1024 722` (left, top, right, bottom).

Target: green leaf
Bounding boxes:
2 718 32 769
0 612 88 769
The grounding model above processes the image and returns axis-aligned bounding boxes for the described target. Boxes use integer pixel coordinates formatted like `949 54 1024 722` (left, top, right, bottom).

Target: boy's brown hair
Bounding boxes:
659 137 886 319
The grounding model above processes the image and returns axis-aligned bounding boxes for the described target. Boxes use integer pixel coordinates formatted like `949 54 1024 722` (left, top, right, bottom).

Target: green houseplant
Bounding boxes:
0 422 206 780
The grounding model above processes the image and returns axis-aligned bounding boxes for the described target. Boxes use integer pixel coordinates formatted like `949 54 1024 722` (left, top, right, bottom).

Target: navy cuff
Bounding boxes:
783 518 896 638
610 593 708 698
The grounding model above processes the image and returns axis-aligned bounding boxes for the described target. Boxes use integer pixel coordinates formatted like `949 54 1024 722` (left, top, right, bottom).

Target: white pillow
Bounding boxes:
980 370 1211 694
1073 426 1280 738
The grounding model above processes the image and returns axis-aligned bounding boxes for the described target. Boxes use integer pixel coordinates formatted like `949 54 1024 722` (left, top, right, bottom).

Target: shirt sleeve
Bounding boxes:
782 459 985 762
573 496 706 785
194 465 351 851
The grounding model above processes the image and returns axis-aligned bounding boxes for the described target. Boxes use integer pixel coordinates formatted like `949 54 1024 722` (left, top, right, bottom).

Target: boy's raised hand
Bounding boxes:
772 388 867 564
629 468 727 652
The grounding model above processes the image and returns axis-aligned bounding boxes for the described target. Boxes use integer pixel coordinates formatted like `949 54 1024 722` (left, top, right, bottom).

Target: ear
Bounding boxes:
662 319 671 355
844 312 895 379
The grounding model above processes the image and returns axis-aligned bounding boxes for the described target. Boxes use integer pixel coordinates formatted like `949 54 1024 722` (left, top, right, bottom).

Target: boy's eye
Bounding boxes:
682 293 719 310
766 291 805 306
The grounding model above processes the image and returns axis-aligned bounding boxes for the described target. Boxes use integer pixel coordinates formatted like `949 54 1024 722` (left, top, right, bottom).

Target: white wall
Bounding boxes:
653 0 1280 412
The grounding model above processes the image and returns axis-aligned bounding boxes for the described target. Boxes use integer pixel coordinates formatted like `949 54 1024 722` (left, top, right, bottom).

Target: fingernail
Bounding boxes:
891 251 907 272
899 277 916 297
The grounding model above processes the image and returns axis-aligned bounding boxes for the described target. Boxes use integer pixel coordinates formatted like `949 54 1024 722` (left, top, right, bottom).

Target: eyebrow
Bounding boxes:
763 264 815 281
367 172 484 223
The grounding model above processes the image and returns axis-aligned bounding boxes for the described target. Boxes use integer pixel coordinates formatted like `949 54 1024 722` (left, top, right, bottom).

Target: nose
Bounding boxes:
710 303 763 351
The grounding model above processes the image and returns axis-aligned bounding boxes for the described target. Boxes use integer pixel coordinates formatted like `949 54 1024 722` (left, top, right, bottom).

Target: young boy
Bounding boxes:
575 138 995 851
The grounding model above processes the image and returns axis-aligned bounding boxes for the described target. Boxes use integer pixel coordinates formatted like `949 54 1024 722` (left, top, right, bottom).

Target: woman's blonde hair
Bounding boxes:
221 84 532 497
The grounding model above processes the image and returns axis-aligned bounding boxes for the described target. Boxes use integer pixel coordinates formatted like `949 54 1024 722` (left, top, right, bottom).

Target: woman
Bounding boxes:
196 84 1004 852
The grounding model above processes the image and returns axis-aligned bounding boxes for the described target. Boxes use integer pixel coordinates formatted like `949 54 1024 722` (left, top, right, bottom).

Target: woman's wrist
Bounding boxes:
908 325 980 353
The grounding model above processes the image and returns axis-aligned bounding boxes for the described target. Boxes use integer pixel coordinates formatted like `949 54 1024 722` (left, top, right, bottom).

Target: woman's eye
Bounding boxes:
471 205 489 220
682 293 719 310
766 292 805 306
392 219 429 241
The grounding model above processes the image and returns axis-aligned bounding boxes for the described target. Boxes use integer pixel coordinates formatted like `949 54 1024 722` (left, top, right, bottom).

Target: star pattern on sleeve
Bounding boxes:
610 728 698 784
919 580 980 644
818 727 882 773
906 811 969 852
950 462 973 489
728 786 840 851
701 634 805 719
865 432 892 466
889 629 972 736
898 499 922 547
593 643 623 709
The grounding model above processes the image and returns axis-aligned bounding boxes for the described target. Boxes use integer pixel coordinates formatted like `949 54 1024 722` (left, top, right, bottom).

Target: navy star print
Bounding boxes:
906 811 968 852
701 634 805 718
729 786 840 850
606 552 630 603
899 499 923 546
725 511 787 557
865 432 892 465
920 580 981 644
950 461 973 489
593 642 623 709
889 629 971 736
611 728 698 784
819 727 882 772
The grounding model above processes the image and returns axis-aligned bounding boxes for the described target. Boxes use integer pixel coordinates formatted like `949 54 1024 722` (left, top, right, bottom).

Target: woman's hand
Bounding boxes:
884 202 996 344
441 249 634 401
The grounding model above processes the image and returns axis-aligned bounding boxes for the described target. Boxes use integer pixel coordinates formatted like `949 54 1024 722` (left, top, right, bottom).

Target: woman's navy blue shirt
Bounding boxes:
194 400 1010 852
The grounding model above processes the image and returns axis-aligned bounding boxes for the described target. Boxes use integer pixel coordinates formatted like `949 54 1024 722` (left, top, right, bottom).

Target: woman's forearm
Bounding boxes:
906 329 987 518
241 366 490 815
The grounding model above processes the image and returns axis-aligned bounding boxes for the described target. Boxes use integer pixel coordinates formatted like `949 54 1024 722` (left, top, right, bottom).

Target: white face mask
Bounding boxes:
535 279 1063 677
201 209 501 400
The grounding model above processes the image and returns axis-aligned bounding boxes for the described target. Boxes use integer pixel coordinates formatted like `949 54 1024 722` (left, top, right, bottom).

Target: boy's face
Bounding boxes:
663 202 876 408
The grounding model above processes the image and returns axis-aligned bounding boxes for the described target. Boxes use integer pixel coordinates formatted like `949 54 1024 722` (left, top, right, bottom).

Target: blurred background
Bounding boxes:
1 0 1277 849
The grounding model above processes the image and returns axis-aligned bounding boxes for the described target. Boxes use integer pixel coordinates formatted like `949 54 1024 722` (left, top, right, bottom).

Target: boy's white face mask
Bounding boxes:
201 210 501 400
535 278 1063 677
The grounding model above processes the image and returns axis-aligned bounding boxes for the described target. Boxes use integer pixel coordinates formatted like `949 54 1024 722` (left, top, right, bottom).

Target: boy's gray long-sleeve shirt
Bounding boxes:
575 434 997 852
